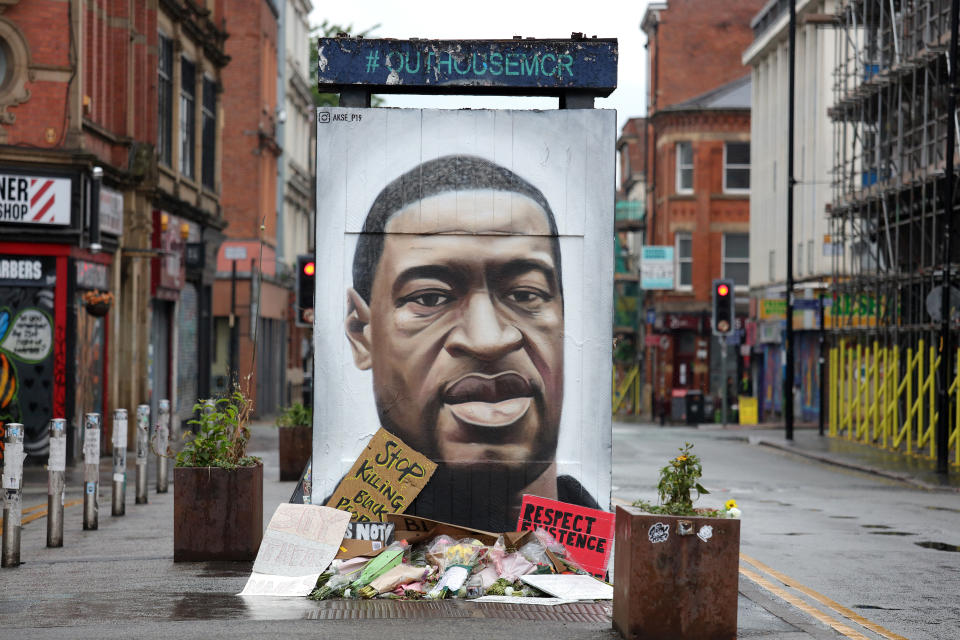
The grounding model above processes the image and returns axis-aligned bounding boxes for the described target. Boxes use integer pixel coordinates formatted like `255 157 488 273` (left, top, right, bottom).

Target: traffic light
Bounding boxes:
712 278 735 335
295 253 315 327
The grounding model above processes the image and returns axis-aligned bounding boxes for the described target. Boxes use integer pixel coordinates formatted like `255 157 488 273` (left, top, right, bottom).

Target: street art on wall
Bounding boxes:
0 255 57 463
314 108 615 532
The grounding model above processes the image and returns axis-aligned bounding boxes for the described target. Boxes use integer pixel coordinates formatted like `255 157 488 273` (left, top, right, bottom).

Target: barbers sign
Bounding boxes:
0 173 71 226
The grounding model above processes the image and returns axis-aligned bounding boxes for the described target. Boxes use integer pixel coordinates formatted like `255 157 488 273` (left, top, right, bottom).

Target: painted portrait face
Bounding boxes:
346 190 564 475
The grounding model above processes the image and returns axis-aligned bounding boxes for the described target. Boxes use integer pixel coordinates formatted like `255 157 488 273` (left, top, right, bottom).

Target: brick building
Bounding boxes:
0 0 228 463
640 0 762 421
213 0 285 415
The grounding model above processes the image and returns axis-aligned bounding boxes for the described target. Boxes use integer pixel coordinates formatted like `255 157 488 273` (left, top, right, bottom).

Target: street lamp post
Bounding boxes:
785 0 797 441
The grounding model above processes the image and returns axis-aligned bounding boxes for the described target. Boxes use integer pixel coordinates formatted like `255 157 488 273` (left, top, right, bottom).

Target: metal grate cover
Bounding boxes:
306 599 612 622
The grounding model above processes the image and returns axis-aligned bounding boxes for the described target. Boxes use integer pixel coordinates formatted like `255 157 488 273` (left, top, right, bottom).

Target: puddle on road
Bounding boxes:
861 524 892 529
829 515 857 519
755 500 794 507
868 531 915 536
854 604 902 611
925 505 960 514
915 541 960 552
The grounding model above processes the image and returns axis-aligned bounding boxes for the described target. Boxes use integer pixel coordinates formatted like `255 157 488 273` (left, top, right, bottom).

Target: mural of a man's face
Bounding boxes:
346 190 564 476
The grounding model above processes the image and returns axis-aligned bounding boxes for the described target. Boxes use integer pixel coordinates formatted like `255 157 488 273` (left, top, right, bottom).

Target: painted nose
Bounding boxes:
445 292 522 360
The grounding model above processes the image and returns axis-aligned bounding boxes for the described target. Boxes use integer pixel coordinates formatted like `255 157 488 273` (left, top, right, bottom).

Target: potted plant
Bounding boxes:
275 403 312 481
613 443 741 640
172 388 263 562
81 289 113 317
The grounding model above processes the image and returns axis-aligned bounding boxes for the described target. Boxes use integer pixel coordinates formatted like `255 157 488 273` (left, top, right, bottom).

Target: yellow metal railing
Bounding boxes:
612 364 641 415
829 340 960 465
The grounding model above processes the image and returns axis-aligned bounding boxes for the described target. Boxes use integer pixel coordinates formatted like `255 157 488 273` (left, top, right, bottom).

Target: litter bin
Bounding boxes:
685 390 704 425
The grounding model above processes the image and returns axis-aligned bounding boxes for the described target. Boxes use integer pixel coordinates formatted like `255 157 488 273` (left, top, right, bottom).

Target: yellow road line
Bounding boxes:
22 502 46 515
21 499 84 525
1 498 84 528
740 553 909 640
739 565 872 640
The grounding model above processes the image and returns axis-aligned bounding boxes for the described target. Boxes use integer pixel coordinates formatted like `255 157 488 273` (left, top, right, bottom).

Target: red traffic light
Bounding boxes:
716 283 730 297
303 261 315 277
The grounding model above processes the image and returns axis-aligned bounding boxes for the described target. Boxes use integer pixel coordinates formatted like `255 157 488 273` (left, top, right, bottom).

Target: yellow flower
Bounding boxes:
725 499 738 510
675 455 687 462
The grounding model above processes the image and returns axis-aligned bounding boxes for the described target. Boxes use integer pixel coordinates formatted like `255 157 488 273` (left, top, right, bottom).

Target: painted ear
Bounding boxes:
345 288 372 370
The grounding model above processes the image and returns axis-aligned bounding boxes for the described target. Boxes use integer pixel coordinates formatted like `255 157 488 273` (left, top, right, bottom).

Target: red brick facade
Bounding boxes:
215 0 285 413
643 0 763 113
640 1 758 418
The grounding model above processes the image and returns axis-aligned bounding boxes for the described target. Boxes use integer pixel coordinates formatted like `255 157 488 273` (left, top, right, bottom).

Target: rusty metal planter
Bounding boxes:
173 463 263 562
278 426 311 482
613 506 740 640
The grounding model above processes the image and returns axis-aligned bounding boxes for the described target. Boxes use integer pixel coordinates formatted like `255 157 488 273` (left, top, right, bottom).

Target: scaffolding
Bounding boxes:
828 0 960 465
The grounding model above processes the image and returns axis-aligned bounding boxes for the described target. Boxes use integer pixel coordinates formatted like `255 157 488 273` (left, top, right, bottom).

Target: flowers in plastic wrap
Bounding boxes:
351 541 408 595
426 538 487 599
359 564 432 598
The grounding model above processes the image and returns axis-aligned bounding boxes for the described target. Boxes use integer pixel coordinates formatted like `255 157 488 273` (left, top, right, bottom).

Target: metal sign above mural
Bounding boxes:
316 37 618 97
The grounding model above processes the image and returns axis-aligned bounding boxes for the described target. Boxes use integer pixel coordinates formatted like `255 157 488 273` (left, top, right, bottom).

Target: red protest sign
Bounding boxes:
517 495 615 578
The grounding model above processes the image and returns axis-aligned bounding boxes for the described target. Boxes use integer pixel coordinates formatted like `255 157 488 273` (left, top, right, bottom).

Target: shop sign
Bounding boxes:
76 261 109 290
99 186 123 236
0 257 54 287
759 298 786 319
663 313 700 331
639 246 674 290
154 210 185 294
0 173 72 226
758 322 782 344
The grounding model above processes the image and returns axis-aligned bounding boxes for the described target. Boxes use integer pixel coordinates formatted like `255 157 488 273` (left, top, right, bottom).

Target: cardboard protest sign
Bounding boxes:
334 521 396 559
386 513 500 546
517 495 615 578
239 504 350 597
325 428 437 522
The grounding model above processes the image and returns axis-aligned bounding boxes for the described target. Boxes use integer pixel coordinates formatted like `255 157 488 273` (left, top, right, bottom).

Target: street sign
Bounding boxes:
316 37 618 97
224 246 247 260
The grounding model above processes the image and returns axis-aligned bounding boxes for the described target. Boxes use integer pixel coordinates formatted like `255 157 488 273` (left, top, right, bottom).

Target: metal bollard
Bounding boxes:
111 409 128 516
135 404 149 504
47 419 67 547
2 423 25 567
82 413 101 530
156 399 170 493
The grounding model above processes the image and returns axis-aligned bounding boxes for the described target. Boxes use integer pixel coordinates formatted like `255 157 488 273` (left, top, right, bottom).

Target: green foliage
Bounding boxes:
310 19 384 107
175 389 259 469
632 442 710 517
277 403 312 428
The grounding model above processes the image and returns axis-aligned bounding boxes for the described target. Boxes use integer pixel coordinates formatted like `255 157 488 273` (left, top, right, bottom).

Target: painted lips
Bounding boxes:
443 372 533 427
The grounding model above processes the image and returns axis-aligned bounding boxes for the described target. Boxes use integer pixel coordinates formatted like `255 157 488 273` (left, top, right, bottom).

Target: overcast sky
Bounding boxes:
307 0 651 133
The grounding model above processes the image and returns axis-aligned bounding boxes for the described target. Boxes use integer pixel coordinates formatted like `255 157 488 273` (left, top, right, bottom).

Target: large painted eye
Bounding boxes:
411 292 451 307
505 288 551 309
398 289 455 310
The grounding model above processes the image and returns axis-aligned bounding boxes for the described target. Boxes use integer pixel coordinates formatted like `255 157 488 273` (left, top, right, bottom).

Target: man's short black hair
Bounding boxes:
352 155 563 303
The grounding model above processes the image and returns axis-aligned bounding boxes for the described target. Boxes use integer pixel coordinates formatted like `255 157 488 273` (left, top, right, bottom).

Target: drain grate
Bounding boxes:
306 600 612 622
